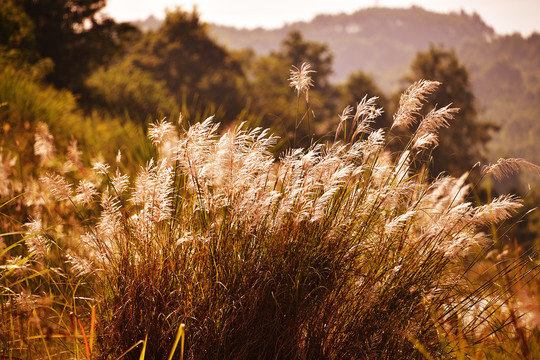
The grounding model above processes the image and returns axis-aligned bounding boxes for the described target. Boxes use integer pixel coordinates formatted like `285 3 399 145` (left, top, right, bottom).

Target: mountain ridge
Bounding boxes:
206 6 495 90
131 7 540 172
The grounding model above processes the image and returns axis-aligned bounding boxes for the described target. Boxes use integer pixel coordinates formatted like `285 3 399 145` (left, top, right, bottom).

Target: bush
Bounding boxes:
37 81 535 359
85 61 179 130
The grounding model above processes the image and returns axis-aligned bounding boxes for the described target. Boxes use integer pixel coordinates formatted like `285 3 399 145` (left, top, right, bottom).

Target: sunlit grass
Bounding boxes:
1 72 539 359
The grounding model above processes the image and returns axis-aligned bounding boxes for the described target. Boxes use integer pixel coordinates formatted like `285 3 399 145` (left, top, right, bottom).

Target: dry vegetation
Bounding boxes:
1 69 539 359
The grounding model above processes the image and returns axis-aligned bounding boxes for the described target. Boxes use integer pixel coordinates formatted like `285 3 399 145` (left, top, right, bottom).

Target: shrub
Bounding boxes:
85 61 179 131
40 80 537 359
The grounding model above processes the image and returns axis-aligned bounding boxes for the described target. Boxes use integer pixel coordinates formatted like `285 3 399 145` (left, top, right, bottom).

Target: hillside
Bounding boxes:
206 7 540 181
133 7 540 179
458 34 540 177
208 6 494 90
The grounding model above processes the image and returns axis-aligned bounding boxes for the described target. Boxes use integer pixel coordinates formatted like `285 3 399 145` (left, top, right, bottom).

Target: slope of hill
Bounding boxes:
209 6 494 90
207 7 540 179
133 7 540 181
458 34 540 173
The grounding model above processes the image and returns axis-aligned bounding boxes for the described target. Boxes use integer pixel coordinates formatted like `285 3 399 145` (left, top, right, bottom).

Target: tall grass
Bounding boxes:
2 66 539 358
29 76 535 359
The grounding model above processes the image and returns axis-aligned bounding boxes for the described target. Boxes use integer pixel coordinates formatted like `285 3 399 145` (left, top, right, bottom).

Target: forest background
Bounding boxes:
1 1 540 357
2 1 538 243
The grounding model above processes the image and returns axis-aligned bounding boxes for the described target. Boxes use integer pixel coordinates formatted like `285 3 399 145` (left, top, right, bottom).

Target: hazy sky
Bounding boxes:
104 0 540 36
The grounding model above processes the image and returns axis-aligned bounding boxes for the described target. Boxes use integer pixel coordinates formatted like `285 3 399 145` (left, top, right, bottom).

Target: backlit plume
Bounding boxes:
289 62 315 101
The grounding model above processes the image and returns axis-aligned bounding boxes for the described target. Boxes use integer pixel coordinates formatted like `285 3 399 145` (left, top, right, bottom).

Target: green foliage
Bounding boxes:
85 61 179 130
0 53 150 186
403 45 496 177
250 31 337 147
128 8 247 123
0 0 35 57
14 0 139 90
0 54 80 163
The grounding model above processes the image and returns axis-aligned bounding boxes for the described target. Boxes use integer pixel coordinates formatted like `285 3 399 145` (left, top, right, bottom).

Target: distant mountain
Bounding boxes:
134 15 161 32
132 7 540 178
207 7 540 179
208 6 494 90
458 34 540 179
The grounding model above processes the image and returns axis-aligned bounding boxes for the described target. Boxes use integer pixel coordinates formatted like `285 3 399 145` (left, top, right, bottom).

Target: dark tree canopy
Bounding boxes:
128 8 247 122
339 71 392 131
8 0 139 90
0 0 35 57
250 31 338 147
404 45 496 177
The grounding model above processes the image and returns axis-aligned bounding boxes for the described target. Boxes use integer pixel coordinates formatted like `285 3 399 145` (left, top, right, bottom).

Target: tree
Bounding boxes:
16 0 138 91
250 31 337 147
402 45 496 177
339 71 392 134
129 8 247 123
85 61 179 130
0 0 35 57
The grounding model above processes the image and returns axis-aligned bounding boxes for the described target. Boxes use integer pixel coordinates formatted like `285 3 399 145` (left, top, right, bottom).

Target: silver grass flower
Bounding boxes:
74 179 98 205
412 133 439 150
39 173 72 201
289 63 315 102
111 173 130 195
66 251 94 277
482 158 540 181
335 105 354 142
65 139 82 171
0 152 16 197
385 210 416 235
412 105 458 149
34 122 55 166
415 105 458 139
391 80 440 129
24 219 49 260
363 129 385 157
131 160 174 223
473 194 523 225
351 96 383 141
93 161 111 175
149 119 175 145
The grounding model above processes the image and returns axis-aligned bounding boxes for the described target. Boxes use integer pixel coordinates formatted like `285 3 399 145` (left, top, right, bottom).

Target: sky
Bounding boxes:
103 0 540 36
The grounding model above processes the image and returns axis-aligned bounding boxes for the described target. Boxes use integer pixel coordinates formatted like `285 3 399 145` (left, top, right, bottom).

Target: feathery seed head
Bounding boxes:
34 122 56 166
415 105 458 139
74 179 98 205
93 161 110 175
351 96 383 141
149 118 176 146
482 158 540 181
392 80 440 129
65 139 82 171
39 173 72 201
473 194 523 225
289 63 315 101
335 105 354 142
66 251 93 277
24 219 49 260
0 152 17 197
